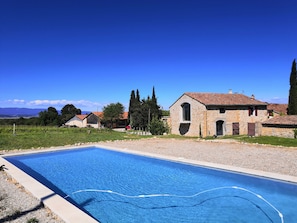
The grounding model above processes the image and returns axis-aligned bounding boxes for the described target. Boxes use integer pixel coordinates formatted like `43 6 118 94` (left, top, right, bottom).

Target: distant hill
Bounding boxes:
0 108 91 118
0 108 46 118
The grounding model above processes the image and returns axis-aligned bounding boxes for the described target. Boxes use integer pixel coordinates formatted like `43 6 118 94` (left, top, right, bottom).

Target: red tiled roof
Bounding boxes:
91 111 128 119
121 111 128 119
262 115 297 126
267 104 288 115
185 92 267 106
76 114 87 120
92 112 104 118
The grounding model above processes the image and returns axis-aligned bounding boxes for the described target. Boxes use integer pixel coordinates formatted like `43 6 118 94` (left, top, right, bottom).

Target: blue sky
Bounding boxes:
1 0 296 111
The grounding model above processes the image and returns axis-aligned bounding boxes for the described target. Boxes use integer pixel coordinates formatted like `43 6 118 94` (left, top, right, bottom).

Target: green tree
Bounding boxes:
128 87 162 130
150 86 162 119
103 102 124 128
128 89 142 128
140 98 150 129
39 107 60 126
149 116 168 135
128 90 136 125
288 59 297 115
162 110 170 116
60 104 81 124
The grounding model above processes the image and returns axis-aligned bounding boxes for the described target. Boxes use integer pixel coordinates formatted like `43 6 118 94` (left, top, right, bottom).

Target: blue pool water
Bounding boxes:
5 147 297 223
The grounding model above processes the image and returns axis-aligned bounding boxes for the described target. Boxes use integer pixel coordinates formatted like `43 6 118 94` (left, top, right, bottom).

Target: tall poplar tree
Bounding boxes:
288 59 297 115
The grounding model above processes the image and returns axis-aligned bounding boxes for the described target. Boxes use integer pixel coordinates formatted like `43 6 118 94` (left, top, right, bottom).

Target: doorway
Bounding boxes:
216 120 224 136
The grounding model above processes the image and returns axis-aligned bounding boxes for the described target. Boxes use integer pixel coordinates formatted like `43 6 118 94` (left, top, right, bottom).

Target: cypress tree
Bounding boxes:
136 89 140 103
128 89 142 128
128 90 136 125
288 59 297 115
151 86 161 119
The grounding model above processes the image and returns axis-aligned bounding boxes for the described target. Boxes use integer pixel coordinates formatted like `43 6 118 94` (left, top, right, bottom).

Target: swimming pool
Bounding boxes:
4 146 297 222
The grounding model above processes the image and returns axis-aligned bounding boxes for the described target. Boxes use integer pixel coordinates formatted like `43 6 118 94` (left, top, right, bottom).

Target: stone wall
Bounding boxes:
261 126 296 138
170 94 206 136
170 94 269 137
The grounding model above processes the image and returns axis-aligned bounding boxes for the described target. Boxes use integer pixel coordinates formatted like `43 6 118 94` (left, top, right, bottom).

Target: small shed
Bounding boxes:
262 115 297 138
64 114 87 127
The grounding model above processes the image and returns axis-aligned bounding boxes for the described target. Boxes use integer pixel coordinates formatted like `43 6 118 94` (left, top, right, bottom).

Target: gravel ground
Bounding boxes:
98 138 297 177
1 138 297 223
0 171 65 223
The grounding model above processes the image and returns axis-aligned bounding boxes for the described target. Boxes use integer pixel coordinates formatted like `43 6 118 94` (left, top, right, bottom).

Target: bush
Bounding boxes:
27 218 39 223
149 117 168 135
294 129 297 139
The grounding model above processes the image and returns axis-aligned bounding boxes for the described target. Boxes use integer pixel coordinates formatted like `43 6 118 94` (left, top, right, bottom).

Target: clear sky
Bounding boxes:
1 0 296 111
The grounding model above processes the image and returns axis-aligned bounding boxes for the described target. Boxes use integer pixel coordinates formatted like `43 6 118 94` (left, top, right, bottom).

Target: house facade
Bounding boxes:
170 92 268 137
267 103 288 117
65 112 128 129
65 114 88 128
262 115 297 138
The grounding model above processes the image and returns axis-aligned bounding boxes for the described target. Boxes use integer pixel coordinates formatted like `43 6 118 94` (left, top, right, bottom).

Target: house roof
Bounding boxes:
184 92 267 106
91 111 128 119
122 111 128 119
267 103 288 115
262 115 297 126
76 114 88 120
91 112 104 119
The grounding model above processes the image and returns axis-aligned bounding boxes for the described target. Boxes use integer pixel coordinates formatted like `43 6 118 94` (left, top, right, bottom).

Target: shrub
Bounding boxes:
149 117 168 135
293 129 297 139
27 218 39 223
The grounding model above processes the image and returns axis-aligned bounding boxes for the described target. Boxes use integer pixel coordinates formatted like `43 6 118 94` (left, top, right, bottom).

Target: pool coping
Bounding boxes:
1 144 297 223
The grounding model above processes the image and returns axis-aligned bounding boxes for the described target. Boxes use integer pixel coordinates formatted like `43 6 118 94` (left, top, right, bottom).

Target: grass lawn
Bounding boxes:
0 126 154 150
0 125 296 151
208 135 297 148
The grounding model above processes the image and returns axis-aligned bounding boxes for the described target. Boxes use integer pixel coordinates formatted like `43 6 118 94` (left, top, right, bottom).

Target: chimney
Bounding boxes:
251 94 255 100
228 89 233 94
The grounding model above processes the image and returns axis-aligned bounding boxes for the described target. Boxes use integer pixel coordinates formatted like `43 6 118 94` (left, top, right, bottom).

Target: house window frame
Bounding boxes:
248 106 258 116
181 102 191 122
219 108 226 114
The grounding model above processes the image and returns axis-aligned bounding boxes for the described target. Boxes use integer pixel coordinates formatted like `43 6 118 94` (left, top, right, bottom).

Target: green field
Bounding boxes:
0 125 296 151
0 126 154 150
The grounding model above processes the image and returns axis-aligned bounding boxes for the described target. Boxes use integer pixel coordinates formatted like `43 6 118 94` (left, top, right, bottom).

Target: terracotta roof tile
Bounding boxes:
262 115 297 126
91 111 128 119
267 104 288 115
76 114 87 120
121 111 128 119
185 92 267 106
92 112 104 118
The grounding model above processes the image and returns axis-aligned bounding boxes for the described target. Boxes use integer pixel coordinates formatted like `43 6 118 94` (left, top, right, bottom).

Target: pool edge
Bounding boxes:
0 149 99 223
1 143 297 223
97 143 297 184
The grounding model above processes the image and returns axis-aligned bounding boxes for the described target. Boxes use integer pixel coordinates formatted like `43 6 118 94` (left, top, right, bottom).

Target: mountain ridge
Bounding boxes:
0 107 47 118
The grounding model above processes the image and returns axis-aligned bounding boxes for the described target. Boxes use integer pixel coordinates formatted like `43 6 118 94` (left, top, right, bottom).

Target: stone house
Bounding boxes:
64 114 88 128
261 115 297 138
170 92 268 137
65 112 128 128
267 103 288 117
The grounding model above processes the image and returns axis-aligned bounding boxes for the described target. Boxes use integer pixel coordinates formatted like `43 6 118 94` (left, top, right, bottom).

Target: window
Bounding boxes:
219 108 225 113
248 106 258 116
181 103 191 121
87 114 98 124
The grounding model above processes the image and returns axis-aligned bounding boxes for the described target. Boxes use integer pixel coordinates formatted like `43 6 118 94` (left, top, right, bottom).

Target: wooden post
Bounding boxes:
13 123 16 136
